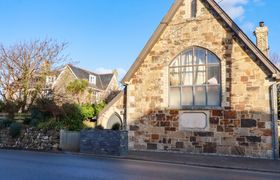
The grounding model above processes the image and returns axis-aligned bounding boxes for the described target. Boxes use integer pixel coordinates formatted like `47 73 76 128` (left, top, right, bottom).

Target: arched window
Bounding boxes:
169 47 221 108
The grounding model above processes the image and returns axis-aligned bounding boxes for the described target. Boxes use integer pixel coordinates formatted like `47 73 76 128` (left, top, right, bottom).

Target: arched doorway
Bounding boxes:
107 113 122 130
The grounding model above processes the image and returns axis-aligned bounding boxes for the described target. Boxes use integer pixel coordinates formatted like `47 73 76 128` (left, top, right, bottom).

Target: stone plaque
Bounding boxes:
179 112 208 130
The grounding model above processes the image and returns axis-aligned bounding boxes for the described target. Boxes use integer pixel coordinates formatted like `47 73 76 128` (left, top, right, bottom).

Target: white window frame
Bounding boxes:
169 47 221 109
89 75 96 84
46 76 55 84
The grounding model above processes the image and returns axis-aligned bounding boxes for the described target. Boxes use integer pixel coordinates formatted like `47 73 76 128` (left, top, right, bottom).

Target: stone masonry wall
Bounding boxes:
98 92 124 129
80 130 128 156
0 127 60 151
129 109 272 158
126 0 274 158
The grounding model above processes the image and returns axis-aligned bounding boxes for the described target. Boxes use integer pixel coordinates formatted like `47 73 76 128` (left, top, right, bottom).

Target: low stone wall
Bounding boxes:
80 130 128 156
0 127 60 151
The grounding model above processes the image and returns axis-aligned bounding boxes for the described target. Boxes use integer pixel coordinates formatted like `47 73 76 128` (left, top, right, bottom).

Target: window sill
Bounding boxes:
166 106 224 111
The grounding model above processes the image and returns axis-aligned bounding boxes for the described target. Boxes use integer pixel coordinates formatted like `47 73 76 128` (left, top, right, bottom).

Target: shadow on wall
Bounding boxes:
107 112 123 130
127 109 277 159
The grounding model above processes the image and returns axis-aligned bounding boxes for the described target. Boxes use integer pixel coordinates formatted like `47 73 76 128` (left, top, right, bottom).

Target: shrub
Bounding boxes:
2 101 20 118
23 117 32 125
111 123 121 131
93 101 106 117
95 124 104 130
9 122 21 138
0 100 4 113
37 118 63 131
0 119 13 129
60 103 83 131
81 104 94 120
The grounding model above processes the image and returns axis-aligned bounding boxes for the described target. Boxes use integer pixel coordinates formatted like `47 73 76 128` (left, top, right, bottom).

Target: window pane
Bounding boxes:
170 68 180 86
169 87 181 107
181 67 192 85
208 52 219 64
207 66 220 85
170 56 180 67
208 86 220 106
195 86 206 106
194 48 206 65
194 66 206 85
182 50 193 66
182 87 193 106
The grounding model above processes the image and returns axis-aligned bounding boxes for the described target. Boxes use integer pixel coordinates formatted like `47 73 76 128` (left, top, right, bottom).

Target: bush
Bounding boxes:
95 124 104 130
81 104 94 120
0 119 13 129
60 103 83 131
93 101 106 117
37 118 63 131
2 101 20 118
111 123 121 131
0 100 4 113
23 117 32 125
9 122 21 138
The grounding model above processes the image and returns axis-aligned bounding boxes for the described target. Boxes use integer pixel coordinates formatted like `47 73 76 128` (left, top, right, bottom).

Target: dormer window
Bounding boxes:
46 76 56 84
89 75 96 84
191 0 197 18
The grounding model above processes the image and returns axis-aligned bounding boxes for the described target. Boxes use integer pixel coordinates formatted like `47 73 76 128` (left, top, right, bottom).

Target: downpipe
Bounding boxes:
270 82 279 160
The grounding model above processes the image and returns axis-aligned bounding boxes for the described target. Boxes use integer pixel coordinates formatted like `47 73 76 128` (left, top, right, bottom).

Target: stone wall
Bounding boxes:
124 0 274 158
129 109 272 158
80 130 128 156
98 92 124 129
0 127 60 151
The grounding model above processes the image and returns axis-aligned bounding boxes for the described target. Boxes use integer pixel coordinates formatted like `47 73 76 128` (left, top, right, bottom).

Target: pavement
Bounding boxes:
0 149 280 180
124 151 280 174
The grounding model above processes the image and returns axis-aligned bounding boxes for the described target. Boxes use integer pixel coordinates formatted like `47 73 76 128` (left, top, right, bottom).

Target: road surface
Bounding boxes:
0 150 279 180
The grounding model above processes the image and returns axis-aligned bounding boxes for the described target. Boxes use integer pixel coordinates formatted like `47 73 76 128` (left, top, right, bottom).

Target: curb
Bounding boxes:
68 152 280 174
1 149 280 174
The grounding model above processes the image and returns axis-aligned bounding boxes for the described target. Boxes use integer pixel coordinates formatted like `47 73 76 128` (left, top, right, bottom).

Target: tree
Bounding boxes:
66 79 89 104
0 39 67 112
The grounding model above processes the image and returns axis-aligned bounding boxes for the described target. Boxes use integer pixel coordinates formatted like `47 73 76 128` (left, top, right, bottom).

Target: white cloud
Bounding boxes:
94 67 127 80
216 0 248 20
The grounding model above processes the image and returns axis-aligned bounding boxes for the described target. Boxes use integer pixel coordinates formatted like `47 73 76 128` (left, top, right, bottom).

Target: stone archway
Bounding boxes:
107 113 122 130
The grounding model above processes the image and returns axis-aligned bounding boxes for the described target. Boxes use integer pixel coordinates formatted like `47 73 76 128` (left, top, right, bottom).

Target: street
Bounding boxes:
0 150 279 180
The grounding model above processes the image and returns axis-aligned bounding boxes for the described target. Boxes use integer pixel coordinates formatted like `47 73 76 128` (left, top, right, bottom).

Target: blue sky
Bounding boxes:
0 0 279 79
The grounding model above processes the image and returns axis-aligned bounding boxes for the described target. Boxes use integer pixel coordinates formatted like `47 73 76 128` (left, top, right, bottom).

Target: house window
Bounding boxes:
169 47 221 108
191 0 197 18
89 75 96 84
46 76 56 84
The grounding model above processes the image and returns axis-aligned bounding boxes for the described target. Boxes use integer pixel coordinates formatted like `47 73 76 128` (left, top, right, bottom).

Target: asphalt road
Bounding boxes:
0 150 279 180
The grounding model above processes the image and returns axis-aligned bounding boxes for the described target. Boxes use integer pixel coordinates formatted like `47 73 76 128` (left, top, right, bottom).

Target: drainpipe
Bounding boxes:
270 82 279 160
123 84 128 131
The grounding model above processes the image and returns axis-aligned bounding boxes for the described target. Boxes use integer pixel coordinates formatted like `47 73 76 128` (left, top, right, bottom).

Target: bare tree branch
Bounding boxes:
0 39 68 112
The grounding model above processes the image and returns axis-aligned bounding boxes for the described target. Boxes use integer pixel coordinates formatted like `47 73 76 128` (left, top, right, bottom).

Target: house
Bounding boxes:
48 64 119 104
98 0 280 159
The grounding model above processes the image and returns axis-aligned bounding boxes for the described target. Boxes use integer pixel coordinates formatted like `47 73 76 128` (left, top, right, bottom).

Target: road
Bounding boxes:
0 150 279 180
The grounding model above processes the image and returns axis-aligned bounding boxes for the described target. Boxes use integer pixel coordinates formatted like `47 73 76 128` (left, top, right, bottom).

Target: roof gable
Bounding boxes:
66 64 114 90
121 0 280 84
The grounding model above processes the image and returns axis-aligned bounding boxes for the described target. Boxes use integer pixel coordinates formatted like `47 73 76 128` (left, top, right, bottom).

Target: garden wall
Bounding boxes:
80 130 128 156
0 126 60 151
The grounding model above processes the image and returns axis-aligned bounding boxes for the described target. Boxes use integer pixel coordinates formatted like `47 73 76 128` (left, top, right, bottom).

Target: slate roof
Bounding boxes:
67 64 114 90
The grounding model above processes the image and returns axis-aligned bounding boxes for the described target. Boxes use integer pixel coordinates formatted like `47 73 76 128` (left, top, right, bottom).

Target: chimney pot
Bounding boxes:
254 21 269 57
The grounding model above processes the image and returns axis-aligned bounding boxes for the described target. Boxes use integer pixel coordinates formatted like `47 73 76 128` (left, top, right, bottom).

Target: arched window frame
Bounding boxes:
169 47 222 109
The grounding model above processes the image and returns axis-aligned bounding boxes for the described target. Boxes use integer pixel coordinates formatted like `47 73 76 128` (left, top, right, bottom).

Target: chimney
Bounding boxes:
254 21 269 57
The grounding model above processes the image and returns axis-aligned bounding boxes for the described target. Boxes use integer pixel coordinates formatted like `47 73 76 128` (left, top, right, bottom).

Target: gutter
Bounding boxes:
270 82 280 160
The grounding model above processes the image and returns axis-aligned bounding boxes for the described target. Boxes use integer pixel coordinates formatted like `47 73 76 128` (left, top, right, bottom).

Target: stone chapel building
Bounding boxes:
98 0 280 159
